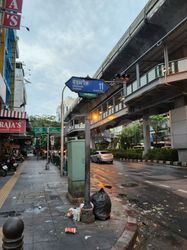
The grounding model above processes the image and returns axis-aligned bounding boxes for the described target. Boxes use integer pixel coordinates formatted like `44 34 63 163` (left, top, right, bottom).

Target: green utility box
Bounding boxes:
67 140 85 200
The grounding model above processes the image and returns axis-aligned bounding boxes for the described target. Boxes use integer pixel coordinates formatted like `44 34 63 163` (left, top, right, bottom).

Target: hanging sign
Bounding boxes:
2 12 21 29
4 0 23 13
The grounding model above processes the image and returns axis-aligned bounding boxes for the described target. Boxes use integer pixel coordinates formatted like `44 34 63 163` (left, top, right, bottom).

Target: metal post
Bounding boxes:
136 63 140 87
163 44 169 75
46 128 49 170
81 113 95 223
83 114 91 208
60 85 67 177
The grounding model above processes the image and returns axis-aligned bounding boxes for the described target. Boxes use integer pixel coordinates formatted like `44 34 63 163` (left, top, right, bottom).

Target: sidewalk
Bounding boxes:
0 156 136 250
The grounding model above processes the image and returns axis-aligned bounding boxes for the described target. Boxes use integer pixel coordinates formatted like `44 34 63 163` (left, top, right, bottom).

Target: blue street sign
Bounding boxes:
65 76 109 94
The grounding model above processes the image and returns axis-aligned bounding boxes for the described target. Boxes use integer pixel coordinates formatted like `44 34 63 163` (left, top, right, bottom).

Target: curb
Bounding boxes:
111 206 138 250
119 158 187 169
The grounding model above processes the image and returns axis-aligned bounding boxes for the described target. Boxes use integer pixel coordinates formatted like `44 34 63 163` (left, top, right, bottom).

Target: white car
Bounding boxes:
91 151 113 164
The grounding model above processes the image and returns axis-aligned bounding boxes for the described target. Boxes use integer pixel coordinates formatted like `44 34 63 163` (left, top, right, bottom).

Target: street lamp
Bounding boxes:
60 85 67 177
21 25 30 31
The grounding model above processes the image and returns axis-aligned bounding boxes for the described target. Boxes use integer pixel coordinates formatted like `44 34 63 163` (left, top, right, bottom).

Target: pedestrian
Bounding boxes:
63 151 68 176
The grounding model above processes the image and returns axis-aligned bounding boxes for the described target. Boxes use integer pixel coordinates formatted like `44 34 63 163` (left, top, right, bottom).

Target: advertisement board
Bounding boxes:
0 119 26 133
2 12 21 29
4 0 23 13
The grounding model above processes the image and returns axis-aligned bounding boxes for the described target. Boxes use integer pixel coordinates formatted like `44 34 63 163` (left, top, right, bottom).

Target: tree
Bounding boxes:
119 121 142 149
29 115 61 150
149 114 168 145
29 115 60 128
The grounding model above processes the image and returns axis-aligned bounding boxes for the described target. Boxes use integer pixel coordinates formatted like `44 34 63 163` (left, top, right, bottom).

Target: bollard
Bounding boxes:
2 217 24 250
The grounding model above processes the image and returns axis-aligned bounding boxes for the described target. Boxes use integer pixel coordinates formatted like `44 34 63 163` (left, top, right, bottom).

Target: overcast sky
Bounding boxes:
18 0 148 117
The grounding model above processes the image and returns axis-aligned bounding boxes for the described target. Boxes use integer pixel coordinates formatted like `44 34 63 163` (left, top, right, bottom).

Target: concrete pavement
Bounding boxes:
0 156 137 250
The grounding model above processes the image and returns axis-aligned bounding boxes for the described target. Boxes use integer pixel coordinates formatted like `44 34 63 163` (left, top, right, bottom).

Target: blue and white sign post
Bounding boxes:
65 76 109 97
65 76 109 222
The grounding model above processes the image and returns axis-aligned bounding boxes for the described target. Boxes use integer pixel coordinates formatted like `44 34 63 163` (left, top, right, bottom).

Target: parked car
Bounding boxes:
91 151 113 164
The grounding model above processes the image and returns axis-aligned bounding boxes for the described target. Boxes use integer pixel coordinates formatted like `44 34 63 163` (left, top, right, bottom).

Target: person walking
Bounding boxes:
63 151 68 176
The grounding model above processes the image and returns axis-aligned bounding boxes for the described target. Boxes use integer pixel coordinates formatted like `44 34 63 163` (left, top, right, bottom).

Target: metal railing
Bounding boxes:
126 57 187 96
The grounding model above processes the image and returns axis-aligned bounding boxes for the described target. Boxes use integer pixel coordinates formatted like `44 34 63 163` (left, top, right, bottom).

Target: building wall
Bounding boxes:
0 28 6 106
0 29 17 108
14 62 26 111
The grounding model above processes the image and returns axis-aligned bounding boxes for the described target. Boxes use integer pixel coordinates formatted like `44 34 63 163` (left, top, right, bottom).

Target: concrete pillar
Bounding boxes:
90 132 96 149
142 116 151 156
170 104 187 162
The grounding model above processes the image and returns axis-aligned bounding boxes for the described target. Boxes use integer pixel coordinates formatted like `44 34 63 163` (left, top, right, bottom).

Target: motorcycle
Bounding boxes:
15 154 24 163
5 156 18 172
0 162 8 177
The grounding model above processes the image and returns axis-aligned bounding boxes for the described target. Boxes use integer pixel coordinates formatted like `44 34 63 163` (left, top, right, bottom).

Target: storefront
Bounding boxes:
0 109 28 157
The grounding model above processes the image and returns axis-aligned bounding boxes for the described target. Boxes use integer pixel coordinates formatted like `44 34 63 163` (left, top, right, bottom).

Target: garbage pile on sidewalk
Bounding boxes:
65 187 112 233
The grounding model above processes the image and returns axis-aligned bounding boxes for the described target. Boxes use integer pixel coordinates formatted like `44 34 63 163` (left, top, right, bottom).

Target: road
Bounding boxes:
91 160 187 250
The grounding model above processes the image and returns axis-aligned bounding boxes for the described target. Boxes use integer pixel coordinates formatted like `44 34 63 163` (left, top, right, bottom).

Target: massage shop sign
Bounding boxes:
1 0 23 29
0 119 26 133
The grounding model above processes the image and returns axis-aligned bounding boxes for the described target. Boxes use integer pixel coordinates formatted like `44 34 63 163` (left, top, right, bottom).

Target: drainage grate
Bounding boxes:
0 210 23 217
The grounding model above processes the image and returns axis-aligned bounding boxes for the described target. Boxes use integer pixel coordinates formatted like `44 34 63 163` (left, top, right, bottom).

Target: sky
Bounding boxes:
18 0 148 117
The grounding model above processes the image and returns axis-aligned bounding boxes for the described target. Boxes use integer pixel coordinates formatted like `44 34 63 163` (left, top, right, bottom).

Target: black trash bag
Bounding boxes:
91 188 111 220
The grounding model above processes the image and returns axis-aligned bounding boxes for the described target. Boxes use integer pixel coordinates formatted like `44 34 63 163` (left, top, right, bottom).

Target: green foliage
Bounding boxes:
149 114 168 144
119 121 143 149
111 148 143 160
29 115 60 128
29 115 61 149
110 147 178 162
144 148 178 162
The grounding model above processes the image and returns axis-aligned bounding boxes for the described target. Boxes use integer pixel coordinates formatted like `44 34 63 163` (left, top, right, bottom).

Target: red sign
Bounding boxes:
0 119 26 133
2 12 21 30
4 0 23 13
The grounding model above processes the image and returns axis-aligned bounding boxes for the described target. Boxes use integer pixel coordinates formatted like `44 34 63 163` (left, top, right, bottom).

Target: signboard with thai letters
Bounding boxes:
0 119 26 133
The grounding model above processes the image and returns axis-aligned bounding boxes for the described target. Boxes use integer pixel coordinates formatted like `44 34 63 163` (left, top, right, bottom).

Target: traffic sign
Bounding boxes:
78 92 97 98
33 127 61 134
65 77 109 94
33 127 47 133
49 127 61 133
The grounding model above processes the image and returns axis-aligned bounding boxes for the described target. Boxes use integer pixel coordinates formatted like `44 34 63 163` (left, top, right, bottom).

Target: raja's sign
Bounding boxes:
4 0 23 13
2 12 21 29
0 119 26 133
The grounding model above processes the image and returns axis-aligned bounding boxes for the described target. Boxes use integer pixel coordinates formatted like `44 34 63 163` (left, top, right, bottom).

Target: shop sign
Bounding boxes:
4 0 23 13
2 12 21 29
0 119 26 133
